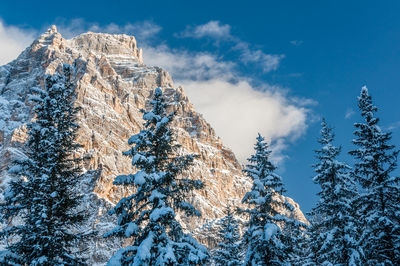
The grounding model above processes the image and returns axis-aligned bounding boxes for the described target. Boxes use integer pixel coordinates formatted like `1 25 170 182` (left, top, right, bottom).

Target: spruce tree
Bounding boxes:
349 86 400 265
105 88 208 265
309 119 362 265
213 206 242 266
0 64 86 265
241 134 302 265
282 212 307 265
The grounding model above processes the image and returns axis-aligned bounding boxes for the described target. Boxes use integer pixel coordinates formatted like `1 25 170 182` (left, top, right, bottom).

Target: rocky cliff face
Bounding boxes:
0 26 307 264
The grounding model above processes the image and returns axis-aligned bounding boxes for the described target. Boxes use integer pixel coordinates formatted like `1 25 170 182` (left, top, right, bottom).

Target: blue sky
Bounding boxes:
1 0 400 214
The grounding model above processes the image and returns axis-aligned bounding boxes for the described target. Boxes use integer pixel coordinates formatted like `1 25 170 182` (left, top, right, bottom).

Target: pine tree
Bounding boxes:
349 86 400 265
213 206 242 266
241 134 303 265
309 119 362 265
0 64 86 265
105 88 208 265
282 213 308 265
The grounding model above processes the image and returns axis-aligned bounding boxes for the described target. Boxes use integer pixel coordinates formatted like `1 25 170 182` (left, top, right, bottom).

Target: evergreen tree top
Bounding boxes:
243 133 285 196
318 118 334 145
350 86 399 188
358 86 378 124
314 118 349 173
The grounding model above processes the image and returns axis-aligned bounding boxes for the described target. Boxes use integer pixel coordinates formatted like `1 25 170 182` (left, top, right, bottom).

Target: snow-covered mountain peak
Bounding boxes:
0 27 308 264
32 24 63 49
69 32 143 63
47 24 58 34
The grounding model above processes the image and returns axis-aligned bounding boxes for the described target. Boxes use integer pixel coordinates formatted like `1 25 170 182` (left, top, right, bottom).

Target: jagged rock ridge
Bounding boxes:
0 26 307 264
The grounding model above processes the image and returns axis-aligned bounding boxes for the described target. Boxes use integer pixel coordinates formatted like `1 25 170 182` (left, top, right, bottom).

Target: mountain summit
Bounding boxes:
0 27 306 264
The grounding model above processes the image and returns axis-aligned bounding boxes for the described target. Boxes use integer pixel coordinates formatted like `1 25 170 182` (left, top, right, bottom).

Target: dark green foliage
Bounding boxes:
0 64 86 265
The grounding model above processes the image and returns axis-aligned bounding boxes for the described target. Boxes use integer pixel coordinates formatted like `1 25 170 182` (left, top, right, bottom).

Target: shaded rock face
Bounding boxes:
0 26 307 263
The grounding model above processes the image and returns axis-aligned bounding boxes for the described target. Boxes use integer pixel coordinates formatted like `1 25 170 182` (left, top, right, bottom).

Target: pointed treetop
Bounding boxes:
253 133 269 155
360 85 368 95
256 133 264 142
358 86 378 119
319 118 334 145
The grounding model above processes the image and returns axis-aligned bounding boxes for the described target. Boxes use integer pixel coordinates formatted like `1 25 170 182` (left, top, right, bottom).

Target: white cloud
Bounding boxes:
0 20 37 65
178 21 232 39
180 79 308 162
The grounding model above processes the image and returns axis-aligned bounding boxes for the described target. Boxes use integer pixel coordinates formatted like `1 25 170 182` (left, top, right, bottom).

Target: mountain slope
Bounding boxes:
0 26 307 264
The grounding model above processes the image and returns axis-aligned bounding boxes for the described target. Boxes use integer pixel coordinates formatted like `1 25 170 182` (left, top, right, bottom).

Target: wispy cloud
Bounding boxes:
177 20 284 74
233 42 284 73
345 108 355 119
0 20 37 65
178 20 232 40
0 18 312 163
143 45 236 81
386 120 400 131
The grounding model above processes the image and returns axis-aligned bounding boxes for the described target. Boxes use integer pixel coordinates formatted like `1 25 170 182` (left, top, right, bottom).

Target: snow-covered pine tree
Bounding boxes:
105 87 208 265
213 206 242 266
349 86 400 265
308 119 362 265
281 211 308 265
241 134 303 265
0 64 86 265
